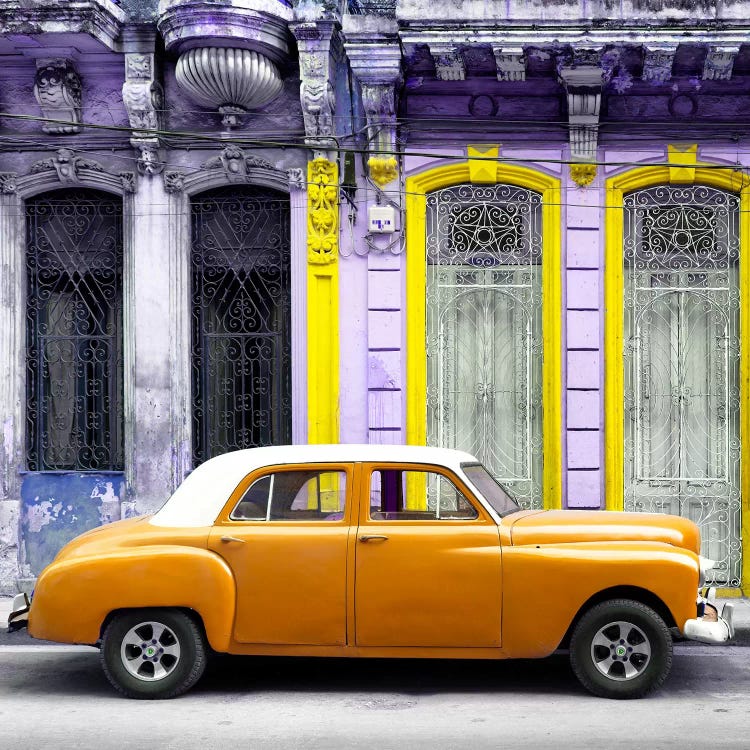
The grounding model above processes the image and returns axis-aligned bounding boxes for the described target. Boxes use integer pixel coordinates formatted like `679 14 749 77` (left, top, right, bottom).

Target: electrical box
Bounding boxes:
368 205 397 234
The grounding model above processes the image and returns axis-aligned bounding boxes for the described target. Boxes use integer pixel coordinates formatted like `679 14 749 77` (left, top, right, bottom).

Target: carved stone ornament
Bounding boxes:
559 66 603 163
33 59 82 135
119 172 137 193
292 22 340 148
570 164 597 187
368 156 398 187
122 53 164 139
0 173 17 194
492 46 526 82
287 168 306 191
308 157 338 265
703 46 739 81
201 146 275 181
30 148 103 184
175 48 283 129
429 45 465 81
642 46 676 84
163 170 186 194
136 144 165 176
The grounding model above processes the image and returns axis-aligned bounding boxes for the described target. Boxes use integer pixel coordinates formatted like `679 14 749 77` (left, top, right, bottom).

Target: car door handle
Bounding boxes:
220 536 246 544
359 534 389 543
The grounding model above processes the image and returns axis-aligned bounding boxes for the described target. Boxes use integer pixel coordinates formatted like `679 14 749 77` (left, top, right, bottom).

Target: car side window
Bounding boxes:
369 469 478 521
231 470 346 521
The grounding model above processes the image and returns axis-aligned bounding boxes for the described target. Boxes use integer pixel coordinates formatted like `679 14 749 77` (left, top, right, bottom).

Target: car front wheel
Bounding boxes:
569 598 673 699
101 608 207 699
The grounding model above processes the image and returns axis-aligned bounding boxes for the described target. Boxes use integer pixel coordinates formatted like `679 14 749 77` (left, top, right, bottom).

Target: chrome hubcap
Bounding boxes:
590 620 652 682
120 621 181 682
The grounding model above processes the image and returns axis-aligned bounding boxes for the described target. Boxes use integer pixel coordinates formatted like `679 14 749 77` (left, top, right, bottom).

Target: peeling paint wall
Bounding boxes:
19 474 125 581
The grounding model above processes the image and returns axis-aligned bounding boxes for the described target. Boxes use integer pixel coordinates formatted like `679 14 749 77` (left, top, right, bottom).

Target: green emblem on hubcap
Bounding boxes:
616 646 626 657
146 647 155 656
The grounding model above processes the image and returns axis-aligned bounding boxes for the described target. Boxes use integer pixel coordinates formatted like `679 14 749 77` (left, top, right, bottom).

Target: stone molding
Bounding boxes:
559 66 603 163
162 146 302 195
158 0 292 64
427 44 465 81
307 157 338 265
642 45 676 83
33 59 82 135
703 46 739 81
291 20 342 148
0 0 125 52
17 149 135 197
492 46 526 82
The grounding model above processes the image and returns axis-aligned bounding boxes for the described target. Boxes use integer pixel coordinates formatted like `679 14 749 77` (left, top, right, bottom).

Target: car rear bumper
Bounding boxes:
682 590 734 644
7 592 30 633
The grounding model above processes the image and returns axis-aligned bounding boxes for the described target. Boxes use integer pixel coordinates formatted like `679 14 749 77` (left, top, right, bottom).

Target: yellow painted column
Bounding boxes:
307 157 339 444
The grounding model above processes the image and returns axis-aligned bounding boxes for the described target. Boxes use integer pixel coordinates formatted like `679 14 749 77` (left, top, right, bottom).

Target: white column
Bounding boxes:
0 181 24 593
124 175 191 515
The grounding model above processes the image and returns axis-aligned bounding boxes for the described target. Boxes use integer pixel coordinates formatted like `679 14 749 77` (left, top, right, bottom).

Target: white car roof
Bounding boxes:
150 444 479 528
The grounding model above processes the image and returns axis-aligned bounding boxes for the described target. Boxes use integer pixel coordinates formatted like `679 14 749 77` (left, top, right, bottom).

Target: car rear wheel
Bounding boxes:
101 609 207 699
569 599 673 699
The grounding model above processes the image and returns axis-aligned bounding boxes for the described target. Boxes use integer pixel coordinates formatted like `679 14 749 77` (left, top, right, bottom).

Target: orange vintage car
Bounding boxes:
9 445 734 700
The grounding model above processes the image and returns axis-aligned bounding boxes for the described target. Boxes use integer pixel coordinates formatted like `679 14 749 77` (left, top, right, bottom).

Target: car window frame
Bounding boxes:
215 463 355 526
359 462 494 525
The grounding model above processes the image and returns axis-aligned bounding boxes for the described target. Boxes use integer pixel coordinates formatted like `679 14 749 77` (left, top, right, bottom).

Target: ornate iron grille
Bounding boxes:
26 189 124 471
191 187 291 464
426 183 543 509
624 185 741 586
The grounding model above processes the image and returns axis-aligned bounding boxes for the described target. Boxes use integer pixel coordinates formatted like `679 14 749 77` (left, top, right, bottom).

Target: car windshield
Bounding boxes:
461 463 520 518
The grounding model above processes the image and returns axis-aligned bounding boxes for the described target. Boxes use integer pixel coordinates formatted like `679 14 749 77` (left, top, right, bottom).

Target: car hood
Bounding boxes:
506 510 701 554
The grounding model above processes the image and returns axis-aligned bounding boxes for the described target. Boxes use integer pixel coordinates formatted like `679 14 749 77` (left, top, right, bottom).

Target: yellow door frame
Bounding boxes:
405 153 562 510
604 157 750 594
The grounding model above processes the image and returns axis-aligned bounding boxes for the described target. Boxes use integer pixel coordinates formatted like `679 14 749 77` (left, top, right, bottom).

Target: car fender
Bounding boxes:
500 541 699 658
29 545 236 652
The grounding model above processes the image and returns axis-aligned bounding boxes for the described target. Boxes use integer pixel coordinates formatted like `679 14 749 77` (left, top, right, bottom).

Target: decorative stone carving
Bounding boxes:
642 46 676 83
429 45 465 81
559 66 603 163
492 46 526 82
163 170 186 194
368 157 398 187
201 146 275 181
703 46 739 81
123 54 163 135
570 164 597 187
119 172 137 194
308 158 338 264
30 149 103 184
175 48 283 129
33 59 82 135
292 22 340 148
346 32 402 189
287 168 306 191
0 173 17 194
136 144 164 176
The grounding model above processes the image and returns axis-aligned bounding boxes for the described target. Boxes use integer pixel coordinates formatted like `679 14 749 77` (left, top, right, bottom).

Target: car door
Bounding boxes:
208 463 352 645
354 463 503 648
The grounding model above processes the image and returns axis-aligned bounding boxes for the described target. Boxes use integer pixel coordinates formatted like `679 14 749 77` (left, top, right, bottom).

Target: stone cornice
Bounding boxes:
0 1 125 52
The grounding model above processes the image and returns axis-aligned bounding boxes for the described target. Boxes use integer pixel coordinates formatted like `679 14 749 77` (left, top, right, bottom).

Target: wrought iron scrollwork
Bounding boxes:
426 183 543 509
624 185 742 586
26 189 124 471
191 187 292 464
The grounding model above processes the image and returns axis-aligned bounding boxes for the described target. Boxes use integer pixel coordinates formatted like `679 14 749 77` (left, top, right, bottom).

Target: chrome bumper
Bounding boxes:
682 590 735 645
7 592 30 633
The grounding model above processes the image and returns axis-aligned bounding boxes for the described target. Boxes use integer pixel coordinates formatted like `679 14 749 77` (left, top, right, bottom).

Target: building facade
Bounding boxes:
0 0 749 594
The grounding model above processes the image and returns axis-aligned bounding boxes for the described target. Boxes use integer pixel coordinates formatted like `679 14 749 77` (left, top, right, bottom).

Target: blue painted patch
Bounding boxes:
20 473 125 576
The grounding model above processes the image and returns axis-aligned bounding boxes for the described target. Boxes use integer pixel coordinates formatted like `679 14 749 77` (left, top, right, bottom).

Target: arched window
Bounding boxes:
623 184 741 585
425 183 543 509
191 186 291 464
26 189 124 471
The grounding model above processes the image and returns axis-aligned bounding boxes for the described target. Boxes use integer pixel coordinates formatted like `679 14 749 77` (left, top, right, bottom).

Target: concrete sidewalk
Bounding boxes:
2 596 750 644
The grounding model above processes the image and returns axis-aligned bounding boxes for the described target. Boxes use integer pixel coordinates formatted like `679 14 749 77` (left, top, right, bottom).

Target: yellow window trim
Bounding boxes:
405 160 562 510
604 160 750 593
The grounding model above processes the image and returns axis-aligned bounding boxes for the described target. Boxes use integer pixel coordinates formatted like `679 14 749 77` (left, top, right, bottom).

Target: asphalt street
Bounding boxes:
1 643 749 749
